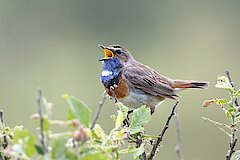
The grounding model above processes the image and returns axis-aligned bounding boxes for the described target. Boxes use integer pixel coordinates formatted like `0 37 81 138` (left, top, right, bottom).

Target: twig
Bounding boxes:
226 128 237 160
148 102 178 160
37 88 47 153
225 70 239 106
225 70 238 160
0 111 7 149
90 91 107 130
202 116 231 136
174 108 183 160
0 110 9 160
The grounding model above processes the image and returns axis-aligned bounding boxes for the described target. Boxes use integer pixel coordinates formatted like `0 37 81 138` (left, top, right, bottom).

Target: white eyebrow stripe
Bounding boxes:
101 70 113 77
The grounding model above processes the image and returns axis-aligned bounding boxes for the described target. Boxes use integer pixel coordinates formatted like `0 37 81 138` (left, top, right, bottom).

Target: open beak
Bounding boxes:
98 44 114 61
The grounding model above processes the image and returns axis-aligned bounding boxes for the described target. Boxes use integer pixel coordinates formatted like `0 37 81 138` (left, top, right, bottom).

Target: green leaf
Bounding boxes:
43 117 50 132
51 137 68 159
226 111 231 119
231 150 240 160
82 152 111 160
234 89 240 98
13 129 36 157
228 107 236 112
129 106 151 135
92 124 106 140
215 98 228 106
236 112 240 117
115 110 124 130
117 102 129 120
126 144 145 160
63 94 92 128
35 144 44 155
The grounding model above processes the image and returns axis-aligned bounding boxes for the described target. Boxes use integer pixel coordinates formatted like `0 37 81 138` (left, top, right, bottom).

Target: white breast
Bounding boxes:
101 70 113 77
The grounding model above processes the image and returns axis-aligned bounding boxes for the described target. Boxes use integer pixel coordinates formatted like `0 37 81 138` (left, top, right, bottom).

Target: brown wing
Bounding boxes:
123 65 178 99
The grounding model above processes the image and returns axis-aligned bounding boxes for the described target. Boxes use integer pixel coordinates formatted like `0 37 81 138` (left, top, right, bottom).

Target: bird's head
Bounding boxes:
98 44 134 64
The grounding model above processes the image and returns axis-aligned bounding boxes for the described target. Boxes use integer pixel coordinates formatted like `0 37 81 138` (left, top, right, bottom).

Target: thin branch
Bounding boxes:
90 91 107 130
0 110 9 160
225 70 238 160
148 102 178 160
37 88 47 153
225 70 239 106
174 108 183 160
226 128 237 160
0 111 7 149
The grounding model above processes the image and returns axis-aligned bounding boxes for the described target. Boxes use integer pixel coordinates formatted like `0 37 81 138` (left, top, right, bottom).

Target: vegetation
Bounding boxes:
0 71 239 160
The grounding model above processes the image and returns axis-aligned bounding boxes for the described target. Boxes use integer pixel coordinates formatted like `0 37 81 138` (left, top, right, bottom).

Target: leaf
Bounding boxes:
63 94 92 128
82 152 111 160
226 111 231 119
228 107 236 112
215 98 228 106
129 106 151 135
234 89 240 98
115 110 124 130
92 124 106 140
13 129 36 157
35 144 44 155
43 117 50 132
231 150 240 160
126 144 145 160
117 102 129 120
51 137 68 159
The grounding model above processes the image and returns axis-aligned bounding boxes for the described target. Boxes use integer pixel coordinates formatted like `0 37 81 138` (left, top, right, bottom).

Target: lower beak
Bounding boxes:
98 44 114 61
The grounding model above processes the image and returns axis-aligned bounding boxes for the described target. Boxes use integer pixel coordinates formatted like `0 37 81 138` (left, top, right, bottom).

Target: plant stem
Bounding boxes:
148 102 178 160
174 108 183 160
90 91 107 130
225 70 238 159
37 89 47 153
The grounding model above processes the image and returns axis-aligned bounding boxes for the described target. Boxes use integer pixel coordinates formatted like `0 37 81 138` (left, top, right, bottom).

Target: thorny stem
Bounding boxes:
225 71 238 160
90 91 107 130
174 108 183 160
148 102 178 160
37 89 47 153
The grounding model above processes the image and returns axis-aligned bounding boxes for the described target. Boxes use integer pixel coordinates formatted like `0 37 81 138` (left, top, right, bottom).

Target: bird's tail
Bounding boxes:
171 80 209 89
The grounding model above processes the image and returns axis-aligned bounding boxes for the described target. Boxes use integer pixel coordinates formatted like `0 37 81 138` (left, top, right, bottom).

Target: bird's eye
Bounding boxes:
115 50 121 54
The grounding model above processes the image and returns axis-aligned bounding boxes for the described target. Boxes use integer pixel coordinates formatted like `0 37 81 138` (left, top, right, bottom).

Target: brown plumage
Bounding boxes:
99 44 209 111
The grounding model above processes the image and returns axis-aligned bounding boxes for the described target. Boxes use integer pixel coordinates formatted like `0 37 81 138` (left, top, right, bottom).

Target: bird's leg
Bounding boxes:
110 86 118 104
150 107 155 115
123 110 133 127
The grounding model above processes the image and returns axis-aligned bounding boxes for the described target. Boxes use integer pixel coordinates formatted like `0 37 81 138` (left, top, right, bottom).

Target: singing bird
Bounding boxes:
99 44 208 113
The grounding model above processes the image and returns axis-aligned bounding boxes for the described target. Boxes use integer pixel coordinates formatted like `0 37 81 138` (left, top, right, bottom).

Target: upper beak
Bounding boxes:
98 44 114 61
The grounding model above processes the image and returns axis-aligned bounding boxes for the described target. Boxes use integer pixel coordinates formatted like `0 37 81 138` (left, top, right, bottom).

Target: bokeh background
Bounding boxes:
1 0 240 159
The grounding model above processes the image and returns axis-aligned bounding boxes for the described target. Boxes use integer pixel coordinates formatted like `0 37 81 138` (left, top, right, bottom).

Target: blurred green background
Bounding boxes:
1 0 240 159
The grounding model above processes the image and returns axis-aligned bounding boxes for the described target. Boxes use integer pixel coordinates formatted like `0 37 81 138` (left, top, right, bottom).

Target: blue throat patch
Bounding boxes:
100 56 124 89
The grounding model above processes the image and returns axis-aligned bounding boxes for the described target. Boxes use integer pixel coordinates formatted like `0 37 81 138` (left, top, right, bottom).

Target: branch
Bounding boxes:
37 88 47 153
225 70 239 106
0 111 7 149
174 108 183 160
148 102 179 160
225 70 238 160
90 91 107 130
0 110 10 160
226 128 237 160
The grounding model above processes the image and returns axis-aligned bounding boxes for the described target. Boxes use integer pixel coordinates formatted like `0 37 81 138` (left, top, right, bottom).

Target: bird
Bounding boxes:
98 44 209 113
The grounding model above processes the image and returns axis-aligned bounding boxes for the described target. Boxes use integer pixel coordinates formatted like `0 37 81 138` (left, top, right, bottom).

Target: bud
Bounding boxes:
203 99 215 107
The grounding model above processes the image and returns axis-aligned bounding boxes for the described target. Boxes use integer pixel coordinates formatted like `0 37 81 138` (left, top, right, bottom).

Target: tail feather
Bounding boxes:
172 80 209 89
